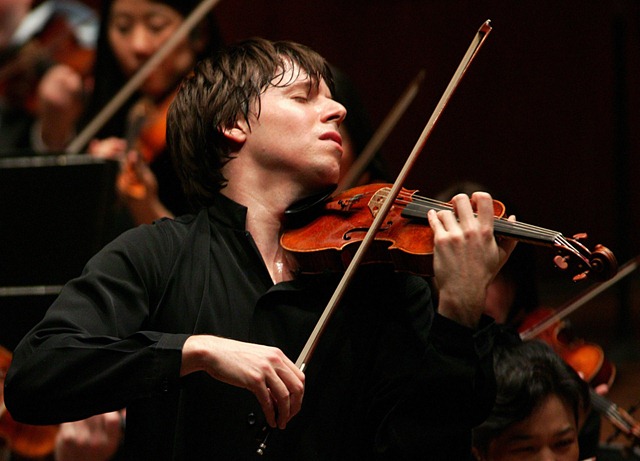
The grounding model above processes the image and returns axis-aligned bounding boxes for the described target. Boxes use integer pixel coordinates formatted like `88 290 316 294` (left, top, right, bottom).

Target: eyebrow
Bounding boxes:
282 80 313 93
505 426 576 443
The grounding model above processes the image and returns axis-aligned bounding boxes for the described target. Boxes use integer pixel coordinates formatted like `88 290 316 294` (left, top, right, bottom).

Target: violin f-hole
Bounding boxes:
343 221 393 241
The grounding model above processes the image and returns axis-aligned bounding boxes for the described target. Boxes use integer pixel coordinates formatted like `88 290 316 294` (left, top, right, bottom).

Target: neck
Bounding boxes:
221 152 335 282
221 182 298 283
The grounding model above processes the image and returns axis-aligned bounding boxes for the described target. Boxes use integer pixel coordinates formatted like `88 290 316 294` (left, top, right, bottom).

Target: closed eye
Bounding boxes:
554 437 576 449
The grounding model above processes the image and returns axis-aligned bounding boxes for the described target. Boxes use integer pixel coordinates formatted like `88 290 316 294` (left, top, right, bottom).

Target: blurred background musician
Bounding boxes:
2 2 222 459
471 339 591 461
32 0 223 230
0 0 98 155
330 65 390 187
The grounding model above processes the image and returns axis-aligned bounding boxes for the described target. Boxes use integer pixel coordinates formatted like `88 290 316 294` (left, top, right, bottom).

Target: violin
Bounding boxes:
281 183 618 282
519 307 640 447
114 90 176 201
519 307 616 387
125 90 177 164
0 6 96 115
0 346 58 458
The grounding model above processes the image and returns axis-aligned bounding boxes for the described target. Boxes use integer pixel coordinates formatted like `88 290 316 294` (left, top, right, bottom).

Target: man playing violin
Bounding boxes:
5 38 516 459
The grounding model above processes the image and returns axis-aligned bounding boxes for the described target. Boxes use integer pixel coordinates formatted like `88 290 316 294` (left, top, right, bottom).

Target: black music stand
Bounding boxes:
0 154 118 349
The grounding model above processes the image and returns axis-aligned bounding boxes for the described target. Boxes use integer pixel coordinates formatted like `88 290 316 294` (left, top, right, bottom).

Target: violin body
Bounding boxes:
126 91 176 164
518 307 616 388
283 184 456 276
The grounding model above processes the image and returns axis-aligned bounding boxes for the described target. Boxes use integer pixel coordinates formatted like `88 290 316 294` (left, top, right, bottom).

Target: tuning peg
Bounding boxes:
572 272 588 282
554 255 569 270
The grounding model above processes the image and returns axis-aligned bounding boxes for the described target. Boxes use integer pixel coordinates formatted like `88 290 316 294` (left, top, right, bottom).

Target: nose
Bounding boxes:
540 447 558 461
129 25 155 58
324 98 347 127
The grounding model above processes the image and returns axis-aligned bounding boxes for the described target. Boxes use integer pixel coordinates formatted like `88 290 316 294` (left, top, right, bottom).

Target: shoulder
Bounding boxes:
96 210 208 264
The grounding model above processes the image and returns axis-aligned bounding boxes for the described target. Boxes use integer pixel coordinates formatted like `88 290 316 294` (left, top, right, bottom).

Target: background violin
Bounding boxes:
125 90 176 165
0 1 97 115
519 307 616 388
0 346 58 459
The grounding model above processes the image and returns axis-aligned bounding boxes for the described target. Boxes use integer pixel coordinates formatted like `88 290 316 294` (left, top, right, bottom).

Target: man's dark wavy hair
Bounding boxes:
167 38 335 208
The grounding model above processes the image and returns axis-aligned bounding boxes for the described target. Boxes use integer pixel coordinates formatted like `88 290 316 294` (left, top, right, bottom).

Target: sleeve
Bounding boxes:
4 223 190 425
372 276 500 459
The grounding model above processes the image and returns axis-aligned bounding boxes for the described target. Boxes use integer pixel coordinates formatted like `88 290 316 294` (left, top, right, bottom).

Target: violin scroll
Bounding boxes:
587 244 618 281
553 234 618 282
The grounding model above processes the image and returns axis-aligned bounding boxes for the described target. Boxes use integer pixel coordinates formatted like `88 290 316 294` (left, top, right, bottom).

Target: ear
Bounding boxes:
222 119 249 144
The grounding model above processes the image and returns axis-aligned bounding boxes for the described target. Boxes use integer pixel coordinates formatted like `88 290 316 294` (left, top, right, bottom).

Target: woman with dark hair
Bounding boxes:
34 0 223 227
472 340 591 461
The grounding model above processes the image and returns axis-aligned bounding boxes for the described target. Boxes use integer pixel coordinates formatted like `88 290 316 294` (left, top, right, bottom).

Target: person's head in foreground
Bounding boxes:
472 340 590 461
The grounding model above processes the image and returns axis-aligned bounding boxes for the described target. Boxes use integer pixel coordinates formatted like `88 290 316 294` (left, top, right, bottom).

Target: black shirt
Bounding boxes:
6 193 499 460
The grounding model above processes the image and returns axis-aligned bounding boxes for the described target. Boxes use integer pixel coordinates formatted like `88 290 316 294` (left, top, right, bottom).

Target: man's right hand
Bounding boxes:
181 335 305 430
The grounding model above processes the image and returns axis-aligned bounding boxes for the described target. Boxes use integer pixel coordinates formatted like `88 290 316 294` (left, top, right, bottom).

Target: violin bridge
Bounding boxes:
368 187 391 217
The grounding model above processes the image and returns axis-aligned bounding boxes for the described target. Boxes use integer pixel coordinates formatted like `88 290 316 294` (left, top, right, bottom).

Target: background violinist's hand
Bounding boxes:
117 150 171 225
54 410 125 461
181 335 305 430
428 192 517 328
37 64 87 152
594 383 609 395
88 137 127 160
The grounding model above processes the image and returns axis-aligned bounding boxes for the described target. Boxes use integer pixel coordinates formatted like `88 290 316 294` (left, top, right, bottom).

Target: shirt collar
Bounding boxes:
207 193 249 230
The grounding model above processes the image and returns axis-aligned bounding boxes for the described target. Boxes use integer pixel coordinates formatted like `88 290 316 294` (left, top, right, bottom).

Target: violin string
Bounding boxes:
554 235 585 261
354 189 575 247
590 391 632 432
397 193 562 241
